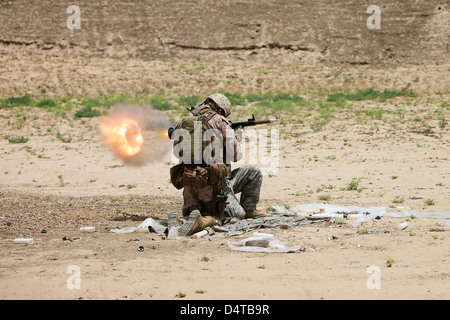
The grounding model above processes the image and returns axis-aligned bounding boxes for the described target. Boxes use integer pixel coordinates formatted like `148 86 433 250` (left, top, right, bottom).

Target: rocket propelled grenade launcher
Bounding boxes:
167 114 277 140
229 114 278 130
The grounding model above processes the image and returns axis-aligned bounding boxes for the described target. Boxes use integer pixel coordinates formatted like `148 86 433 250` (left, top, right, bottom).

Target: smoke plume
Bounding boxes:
100 104 172 165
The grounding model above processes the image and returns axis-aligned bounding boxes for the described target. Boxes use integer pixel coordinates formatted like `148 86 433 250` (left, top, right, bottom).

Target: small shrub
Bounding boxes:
318 194 331 201
1 94 34 108
8 136 29 143
326 87 418 103
392 196 404 204
150 94 174 110
177 95 199 108
36 98 57 108
386 257 395 267
344 177 362 191
74 106 101 118
81 98 104 108
223 92 246 105
56 132 72 143
367 108 384 120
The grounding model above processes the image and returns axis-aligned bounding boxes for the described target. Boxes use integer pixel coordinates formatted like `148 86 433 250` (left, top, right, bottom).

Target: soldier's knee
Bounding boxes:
246 165 262 181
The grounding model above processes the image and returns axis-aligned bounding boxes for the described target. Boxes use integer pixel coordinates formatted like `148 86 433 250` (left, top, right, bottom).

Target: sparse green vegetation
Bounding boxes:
222 92 246 105
8 136 29 143
56 132 72 143
318 194 331 201
343 177 363 191
327 87 418 103
386 257 396 267
367 108 384 120
392 196 405 204
36 98 57 108
74 106 101 118
0 87 436 135
80 98 105 109
0 86 445 160
177 95 200 108
58 174 65 187
0 94 34 108
149 94 174 110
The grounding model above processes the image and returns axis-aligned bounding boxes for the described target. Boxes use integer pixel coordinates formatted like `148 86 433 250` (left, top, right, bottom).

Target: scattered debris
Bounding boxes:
270 203 450 227
437 219 450 227
110 227 137 234
136 218 167 234
217 215 310 237
227 232 302 253
13 238 34 244
79 226 96 233
245 239 270 247
191 230 208 239
63 236 80 242
398 222 408 230
100 203 449 246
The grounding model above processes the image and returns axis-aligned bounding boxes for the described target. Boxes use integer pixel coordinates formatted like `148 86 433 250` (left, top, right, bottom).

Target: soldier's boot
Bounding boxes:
168 210 180 229
245 209 267 219
178 210 218 237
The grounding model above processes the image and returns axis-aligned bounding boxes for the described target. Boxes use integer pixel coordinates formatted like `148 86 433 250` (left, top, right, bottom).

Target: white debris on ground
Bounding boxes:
227 232 302 253
105 204 450 248
272 203 450 227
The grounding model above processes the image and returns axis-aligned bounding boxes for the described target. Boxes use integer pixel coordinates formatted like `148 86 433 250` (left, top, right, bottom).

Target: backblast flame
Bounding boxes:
100 116 144 159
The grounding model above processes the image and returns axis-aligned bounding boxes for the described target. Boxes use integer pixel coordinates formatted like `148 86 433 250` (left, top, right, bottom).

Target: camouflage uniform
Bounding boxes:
223 165 263 220
182 165 263 221
178 104 242 217
176 104 262 221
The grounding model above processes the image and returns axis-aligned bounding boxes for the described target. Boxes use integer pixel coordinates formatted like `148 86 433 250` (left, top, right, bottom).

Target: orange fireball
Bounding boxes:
100 116 144 159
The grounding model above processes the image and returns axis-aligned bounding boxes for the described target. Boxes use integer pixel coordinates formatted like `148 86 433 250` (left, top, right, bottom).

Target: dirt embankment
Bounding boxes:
0 0 448 65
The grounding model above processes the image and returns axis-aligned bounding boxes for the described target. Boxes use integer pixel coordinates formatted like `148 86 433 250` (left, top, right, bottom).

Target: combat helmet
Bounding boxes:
207 93 231 117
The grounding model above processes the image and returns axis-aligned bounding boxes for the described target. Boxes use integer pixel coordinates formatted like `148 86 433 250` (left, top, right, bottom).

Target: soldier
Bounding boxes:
170 93 266 236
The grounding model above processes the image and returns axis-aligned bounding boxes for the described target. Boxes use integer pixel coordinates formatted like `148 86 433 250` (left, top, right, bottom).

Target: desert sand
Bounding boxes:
0 1 449 301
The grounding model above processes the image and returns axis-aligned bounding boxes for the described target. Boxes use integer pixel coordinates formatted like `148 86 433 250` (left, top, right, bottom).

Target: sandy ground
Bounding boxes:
0 55 449 300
